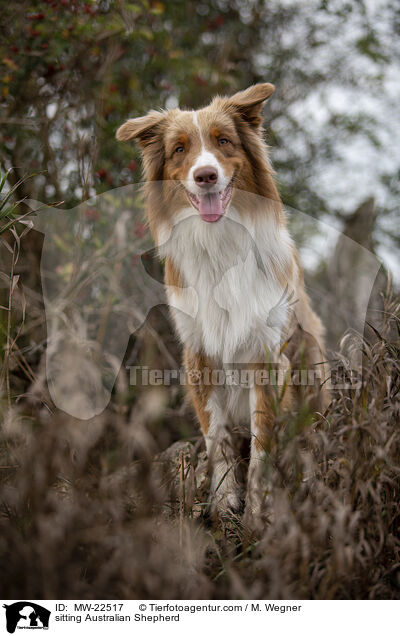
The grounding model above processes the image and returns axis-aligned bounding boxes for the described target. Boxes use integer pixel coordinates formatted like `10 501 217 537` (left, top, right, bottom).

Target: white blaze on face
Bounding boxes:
183 111 233 223
186 112 229 195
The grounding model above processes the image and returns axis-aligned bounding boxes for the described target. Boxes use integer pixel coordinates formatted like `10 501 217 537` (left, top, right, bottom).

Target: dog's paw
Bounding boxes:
242 486 274 538
208 487 243 520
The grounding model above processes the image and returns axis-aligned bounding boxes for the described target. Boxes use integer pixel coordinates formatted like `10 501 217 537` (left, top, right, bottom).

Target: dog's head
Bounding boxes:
117 83 276 227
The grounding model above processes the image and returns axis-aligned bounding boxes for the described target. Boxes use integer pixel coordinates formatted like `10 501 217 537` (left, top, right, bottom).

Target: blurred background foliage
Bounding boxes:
0 0 400 600
0 0 399 244
0 0 399 397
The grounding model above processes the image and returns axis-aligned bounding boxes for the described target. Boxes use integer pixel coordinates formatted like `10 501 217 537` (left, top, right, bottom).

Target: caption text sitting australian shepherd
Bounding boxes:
117 83 329 524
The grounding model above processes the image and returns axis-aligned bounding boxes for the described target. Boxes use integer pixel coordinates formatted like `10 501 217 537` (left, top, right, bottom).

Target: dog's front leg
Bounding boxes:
205 389 242 516
184 350 241 516
244 383 272 528
244 360 292 530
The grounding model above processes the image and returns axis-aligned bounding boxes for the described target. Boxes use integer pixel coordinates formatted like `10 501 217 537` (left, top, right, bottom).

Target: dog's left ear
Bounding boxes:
228 83 275 128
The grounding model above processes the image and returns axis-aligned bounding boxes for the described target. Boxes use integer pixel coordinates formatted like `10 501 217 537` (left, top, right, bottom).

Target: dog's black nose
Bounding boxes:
194 166 218 186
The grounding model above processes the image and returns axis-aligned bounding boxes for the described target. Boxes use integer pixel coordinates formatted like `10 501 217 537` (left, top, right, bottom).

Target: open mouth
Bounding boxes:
186 180 233 223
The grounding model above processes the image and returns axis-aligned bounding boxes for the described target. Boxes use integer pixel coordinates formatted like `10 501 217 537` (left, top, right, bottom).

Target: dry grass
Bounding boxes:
0 242 400 599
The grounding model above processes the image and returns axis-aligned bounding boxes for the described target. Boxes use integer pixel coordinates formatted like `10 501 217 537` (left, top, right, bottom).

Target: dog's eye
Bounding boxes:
218 138 230 146
174 145 184 153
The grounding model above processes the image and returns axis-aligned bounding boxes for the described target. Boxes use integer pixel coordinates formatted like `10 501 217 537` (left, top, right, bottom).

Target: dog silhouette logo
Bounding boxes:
25 186 380 418
3 603 50 633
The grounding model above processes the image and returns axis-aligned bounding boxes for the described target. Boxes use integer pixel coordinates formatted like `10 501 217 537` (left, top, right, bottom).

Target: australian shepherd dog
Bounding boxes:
117 83 328 525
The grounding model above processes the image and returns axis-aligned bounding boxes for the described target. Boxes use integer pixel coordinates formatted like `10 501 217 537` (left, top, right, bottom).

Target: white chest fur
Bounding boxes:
158 207 295 363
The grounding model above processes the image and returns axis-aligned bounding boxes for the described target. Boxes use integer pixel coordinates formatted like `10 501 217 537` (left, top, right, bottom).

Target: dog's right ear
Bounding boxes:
116 110 166 147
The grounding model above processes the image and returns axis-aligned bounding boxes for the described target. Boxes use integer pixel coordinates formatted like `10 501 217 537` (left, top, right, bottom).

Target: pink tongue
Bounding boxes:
198 193 223 222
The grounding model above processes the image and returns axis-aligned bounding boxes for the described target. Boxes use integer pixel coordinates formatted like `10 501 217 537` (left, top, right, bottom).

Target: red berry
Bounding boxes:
96 168 107 180
85 208 99 221
128 160 138 172
28 12 45 20
41 43 48 49
206 15 225 30
131 254 140 267
133 222 147 238
194 73 207 86
11 45 19 53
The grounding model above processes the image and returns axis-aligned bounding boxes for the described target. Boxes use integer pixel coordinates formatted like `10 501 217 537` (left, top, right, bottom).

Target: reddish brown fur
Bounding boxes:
183 349 213 435
117 84 329 516
116 84 284 239
164 256 183 293
116 81 329 418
